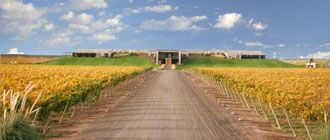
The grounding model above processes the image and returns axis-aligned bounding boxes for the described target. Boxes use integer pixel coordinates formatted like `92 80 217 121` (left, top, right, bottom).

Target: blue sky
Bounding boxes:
0 0 330 59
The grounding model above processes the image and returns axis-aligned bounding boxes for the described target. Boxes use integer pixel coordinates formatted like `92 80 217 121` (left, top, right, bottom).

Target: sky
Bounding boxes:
0 0 330 59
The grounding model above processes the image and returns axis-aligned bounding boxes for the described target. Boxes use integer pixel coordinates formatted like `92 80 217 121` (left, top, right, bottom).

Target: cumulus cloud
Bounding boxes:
90 16 127 44
319 43 330 49
46 14 126 46
45 31 80 47
61 11 74 20
130 5 178 14
43 23 55 32
67 0 108 10
90 29 119 44
62 12 94 25
234 38 285 49
7 48 24 54
140 15 207 31
214 13 241 29
0 0 49 38
248 19 267 30
306 51 330 59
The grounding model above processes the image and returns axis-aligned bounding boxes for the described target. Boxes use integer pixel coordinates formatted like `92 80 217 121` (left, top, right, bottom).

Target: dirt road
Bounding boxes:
55 70 294 140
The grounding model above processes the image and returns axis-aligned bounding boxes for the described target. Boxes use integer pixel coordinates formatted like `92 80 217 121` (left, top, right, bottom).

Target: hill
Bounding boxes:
0 54 61 64
40 56 155 67
281 59 330 68
178 57 300 69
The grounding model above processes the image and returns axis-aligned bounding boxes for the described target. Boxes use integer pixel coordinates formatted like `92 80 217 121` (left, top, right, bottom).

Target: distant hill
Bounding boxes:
178 57 300 69
281 59 330 68
40 56 155 67
0 54 61 64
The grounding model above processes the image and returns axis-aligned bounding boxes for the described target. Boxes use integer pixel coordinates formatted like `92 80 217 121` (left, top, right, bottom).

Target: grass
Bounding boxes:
0 113 39 140
1 84 40 140
178 57 300 69
316 125 329 140
40 56 155 67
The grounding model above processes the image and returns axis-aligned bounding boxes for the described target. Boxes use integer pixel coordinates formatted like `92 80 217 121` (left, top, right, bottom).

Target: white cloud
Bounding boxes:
7 48 24 54
43 23 55 32
319 43 330 49
0 0 49 38
131 5 178 14
67 0 108 10
235 38 285 49
45 31 80 47
248 19 267 30
148 0 167 4
61 11 74 20
98 11 105 16
140 15 207 31
306 51 330 59
244 41 272 48
68 24 91 33
90 29 119 44
277 43 286 48
90 17 126 44
61 12 94 29
214 13 241 29
47 14 126 46
72 13 94 25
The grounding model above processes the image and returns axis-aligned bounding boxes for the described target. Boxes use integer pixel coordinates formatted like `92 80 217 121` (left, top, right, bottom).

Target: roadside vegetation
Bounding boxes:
1 84 41 140
178 57 300 69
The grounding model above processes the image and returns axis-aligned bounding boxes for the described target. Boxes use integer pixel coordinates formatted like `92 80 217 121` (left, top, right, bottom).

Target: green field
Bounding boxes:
178 57 300 69
40 56 155 67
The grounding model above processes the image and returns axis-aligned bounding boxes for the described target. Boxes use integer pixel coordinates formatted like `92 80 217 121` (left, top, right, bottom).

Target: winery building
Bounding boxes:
71 49 266 65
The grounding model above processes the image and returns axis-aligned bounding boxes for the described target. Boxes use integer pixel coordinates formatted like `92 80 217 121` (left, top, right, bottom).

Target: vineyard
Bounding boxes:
192 67 330 138
0 64 147 118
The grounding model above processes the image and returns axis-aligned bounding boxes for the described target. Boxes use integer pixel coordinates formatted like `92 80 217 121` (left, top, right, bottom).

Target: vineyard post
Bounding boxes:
71 106 76 117
230 87 239 103
80 102 84 111
283 109 296 137
302 119 312 140
224 84 231 98
43 112 53 135
59 102 69 124
237 92 246 108
218 80 226 96
88 97 92 108
242 94 251 110
218 79 226 96
112 86 115 97
250 98 260 116
227 86 234 99
258 101 268 121
269 103 281 129
215 80 221 91
325 110 328 139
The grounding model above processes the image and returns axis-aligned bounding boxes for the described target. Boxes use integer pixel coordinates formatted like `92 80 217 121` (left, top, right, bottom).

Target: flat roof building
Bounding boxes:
223 50 265 59
71 49 266 64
